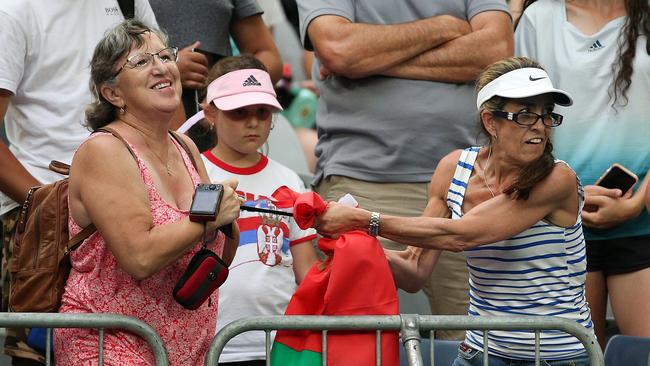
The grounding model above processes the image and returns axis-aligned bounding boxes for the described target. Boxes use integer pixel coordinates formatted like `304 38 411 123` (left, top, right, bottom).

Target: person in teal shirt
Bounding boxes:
515 0 650 349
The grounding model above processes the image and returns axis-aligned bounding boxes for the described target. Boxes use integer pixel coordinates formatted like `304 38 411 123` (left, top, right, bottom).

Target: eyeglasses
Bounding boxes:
491 110 563 127
113 46 178 77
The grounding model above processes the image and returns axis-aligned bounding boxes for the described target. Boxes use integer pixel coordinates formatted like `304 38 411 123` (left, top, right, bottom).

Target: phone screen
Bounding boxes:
597 166 637 192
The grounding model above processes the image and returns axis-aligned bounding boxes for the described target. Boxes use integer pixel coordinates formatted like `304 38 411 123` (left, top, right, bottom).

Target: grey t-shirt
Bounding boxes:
149 0 262 56
298 0 509 184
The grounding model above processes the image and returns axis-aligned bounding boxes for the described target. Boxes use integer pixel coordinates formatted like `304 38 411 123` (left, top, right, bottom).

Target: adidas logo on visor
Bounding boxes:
242 75 262 86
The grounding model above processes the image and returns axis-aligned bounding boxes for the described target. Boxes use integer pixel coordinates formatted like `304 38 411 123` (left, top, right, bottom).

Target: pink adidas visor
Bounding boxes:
177 69 282 133
207 68 282 111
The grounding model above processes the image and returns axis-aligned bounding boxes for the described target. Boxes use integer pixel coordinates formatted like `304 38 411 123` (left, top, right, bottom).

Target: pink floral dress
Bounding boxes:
55 133 224 366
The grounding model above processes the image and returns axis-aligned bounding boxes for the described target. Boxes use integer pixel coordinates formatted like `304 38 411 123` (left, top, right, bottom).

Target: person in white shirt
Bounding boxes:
0 1 157 364
198 55 318 366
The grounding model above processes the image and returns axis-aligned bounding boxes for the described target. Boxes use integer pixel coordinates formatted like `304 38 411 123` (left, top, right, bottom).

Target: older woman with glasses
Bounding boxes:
54 20 242 365
314 57 594 366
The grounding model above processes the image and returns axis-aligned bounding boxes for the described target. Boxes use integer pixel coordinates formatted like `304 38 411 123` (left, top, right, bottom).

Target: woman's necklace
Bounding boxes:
144 137 173 176
121 119 173 176
481 146 496 198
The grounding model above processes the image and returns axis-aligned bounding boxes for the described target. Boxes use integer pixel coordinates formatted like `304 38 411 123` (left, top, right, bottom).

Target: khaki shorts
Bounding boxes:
315 176 469 340
2 208 45 364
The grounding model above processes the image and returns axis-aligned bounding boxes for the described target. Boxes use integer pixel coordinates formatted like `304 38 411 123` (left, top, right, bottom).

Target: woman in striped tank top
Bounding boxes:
314 57 594 365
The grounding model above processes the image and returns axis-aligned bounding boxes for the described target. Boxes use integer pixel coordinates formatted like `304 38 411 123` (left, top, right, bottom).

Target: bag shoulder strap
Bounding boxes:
42 162 95 248
117 0 135 20
169 130 199 171
49 160 70 175
96 127 138 161
68 224 96 252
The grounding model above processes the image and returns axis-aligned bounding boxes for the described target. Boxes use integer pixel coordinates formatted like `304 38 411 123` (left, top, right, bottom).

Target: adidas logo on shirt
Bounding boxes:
242 75 262 86
588 40 604 52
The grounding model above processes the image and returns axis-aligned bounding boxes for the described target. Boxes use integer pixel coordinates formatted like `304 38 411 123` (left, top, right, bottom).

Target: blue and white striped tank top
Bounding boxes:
448 147 593 360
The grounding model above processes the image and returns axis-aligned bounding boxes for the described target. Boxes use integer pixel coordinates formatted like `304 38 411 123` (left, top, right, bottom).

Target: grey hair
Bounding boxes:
85 19 169 130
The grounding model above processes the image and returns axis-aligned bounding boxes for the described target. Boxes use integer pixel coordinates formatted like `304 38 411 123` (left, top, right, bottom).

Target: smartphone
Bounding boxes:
189 183 224 222
594 163 638 193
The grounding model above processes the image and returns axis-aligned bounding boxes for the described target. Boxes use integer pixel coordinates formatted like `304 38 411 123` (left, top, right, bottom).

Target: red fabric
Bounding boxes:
272 186 328 229
271 185 301 209
271 188 399 366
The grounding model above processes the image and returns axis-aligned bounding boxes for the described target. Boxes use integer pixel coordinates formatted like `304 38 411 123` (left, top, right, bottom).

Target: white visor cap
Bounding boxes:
476 68 573 110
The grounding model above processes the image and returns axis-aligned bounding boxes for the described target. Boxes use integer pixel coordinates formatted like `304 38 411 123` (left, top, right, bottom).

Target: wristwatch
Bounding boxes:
368 212 380 237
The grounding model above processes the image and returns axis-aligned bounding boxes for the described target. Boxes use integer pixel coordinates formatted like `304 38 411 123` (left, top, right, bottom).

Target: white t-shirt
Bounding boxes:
515 0 650 239
0 0 157 215
203 151 316 362
256 0 287 30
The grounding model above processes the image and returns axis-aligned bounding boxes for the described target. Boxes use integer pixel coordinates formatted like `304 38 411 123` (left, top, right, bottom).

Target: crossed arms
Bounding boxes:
306 10 513 82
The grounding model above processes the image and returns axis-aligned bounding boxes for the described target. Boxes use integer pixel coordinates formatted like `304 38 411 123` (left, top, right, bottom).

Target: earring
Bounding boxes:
119 106 125 114
270 121 275 130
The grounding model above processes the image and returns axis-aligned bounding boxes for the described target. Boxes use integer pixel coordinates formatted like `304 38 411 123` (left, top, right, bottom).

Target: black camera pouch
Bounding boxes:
173 248 229 310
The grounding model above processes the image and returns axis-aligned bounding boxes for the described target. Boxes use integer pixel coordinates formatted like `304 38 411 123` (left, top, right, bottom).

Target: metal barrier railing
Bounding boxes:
407 315 603 366
205 314 603 366
0 313 168 365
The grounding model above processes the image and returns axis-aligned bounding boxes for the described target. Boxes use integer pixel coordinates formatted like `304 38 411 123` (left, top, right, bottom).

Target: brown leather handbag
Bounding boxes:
9 161 96 312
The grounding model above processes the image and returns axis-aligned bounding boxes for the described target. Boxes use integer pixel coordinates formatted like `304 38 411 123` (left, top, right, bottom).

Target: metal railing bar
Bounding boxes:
428 330 434 366
0 313 168 366
535 330 540 366
205 315 603 366
322 330 328 366
483 331 488 366
207 316 402 366
416 315 602 366
46 328 52 365
401 314 423 366
375 330 381 366
99 328 105 366
265 330 271 366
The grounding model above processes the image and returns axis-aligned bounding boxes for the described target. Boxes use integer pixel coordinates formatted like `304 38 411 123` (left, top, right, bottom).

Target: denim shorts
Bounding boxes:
451 342 592 366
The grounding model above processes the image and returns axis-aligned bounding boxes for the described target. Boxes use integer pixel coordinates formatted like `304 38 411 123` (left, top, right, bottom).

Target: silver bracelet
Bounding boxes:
368 212 380 237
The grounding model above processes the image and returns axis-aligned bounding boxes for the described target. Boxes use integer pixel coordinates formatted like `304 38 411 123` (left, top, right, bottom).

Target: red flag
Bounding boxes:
272 186 328 229
270 188 399 366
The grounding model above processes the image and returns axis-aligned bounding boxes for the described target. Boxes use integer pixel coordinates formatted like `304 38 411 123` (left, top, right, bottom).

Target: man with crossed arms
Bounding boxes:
298 0 513 339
